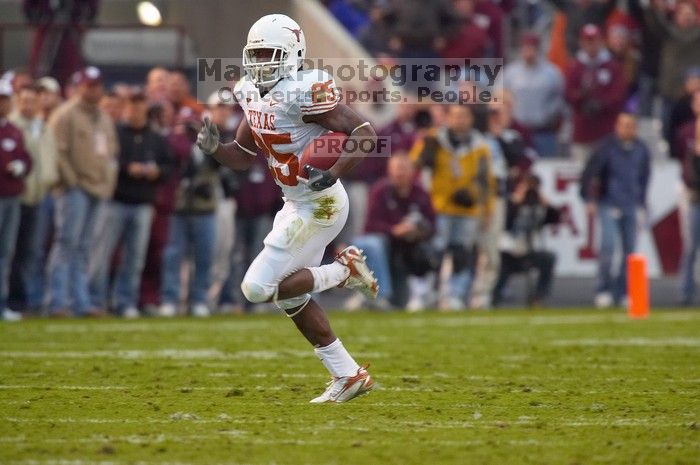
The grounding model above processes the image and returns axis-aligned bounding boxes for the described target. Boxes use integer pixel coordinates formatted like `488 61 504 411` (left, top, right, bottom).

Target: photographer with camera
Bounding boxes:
410 104 495 310
346 154 436 310
492 173 560 307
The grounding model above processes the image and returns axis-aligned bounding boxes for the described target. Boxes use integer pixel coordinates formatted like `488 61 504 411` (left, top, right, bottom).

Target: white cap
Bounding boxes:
0 79 13 97
1 71 15 84
37 76 61 94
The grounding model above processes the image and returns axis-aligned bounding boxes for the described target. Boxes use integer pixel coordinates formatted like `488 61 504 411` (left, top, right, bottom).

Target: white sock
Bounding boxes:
314 338 360 378
309 262 350 294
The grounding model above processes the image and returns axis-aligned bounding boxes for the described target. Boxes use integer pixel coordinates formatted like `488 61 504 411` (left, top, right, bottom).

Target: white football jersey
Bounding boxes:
234 69 340 201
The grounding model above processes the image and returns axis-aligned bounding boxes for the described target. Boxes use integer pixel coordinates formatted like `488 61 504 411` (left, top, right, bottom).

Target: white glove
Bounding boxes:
196 117 220 155
7 160 26 177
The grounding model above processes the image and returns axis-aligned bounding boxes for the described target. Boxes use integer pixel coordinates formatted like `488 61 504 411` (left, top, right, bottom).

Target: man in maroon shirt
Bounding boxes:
676 90 700 305
675 90 700 167
0 81 32 321
565 24 627 162
440 0 490 62
348 154 436 309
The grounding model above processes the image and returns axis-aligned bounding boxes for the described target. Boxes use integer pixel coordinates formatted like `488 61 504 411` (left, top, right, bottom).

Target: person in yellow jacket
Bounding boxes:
409 104 496 310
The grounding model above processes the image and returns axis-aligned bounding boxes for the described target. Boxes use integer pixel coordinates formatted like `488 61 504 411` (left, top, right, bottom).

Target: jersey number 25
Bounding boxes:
251 132 299 187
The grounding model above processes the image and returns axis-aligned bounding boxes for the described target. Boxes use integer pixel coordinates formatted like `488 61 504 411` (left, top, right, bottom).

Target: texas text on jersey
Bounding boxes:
234 69 341 201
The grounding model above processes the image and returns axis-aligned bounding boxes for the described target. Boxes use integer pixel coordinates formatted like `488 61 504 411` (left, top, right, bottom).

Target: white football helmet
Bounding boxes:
243 14 306 89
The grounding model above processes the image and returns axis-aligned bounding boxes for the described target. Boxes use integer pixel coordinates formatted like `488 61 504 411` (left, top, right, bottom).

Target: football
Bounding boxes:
299 132 347 178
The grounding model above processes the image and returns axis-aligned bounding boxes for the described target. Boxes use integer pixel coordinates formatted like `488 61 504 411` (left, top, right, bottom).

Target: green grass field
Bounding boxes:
1 309 699 465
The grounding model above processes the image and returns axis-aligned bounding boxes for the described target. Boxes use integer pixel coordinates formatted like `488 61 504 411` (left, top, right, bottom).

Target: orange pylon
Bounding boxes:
627 254 650 319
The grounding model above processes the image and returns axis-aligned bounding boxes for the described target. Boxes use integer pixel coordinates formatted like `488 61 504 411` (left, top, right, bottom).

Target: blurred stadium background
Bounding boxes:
0 0 698 317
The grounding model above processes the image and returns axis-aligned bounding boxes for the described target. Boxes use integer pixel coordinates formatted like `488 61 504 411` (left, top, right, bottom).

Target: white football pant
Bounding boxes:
240 181 349 311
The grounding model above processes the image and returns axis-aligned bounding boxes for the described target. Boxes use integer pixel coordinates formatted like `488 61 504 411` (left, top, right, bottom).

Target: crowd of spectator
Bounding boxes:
328 0 700 309
0 65 281 320
1 0 700 320
330 0 700 134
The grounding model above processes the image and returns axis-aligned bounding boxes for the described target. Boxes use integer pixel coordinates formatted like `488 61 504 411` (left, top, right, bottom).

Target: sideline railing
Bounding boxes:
0 22 188 71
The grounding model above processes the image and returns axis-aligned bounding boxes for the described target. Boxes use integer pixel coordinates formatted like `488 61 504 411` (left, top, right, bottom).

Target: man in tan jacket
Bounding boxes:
8 85 58 313
46 67 118 317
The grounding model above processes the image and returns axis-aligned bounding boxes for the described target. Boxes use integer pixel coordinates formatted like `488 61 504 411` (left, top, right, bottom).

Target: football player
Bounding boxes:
196 14 378 403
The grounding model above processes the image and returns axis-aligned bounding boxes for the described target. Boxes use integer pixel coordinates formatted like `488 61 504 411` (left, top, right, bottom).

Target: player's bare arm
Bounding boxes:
196 116 257 171
303 103 377 179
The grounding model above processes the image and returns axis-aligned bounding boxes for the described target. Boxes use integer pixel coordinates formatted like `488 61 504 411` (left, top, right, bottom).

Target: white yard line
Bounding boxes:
3 432 696 454
0 349 386 360
382 312 700 328
40 321 274 333
0 349 232 360
3 417 246 425
7 460 258 465
2 382 695 396
0 434 533 448
2 311 695 336
205 372 487 380
0 385 289 393
4 415 692 429
0 385 131 391
551 337 700 347
0 431 248 445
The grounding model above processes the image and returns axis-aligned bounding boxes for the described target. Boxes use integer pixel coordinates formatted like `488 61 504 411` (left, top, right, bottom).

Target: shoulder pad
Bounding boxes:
294 69 340 116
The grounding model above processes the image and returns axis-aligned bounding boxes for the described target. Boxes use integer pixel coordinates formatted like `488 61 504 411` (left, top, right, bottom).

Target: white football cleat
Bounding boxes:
310 365 375 404
343 293 367 312
191 304 211 318
2 308 22 322
441 296 466 312
336 246 379 299
406 296 426 313
158 303 177 318
594 292 613 309
122 307 140 319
